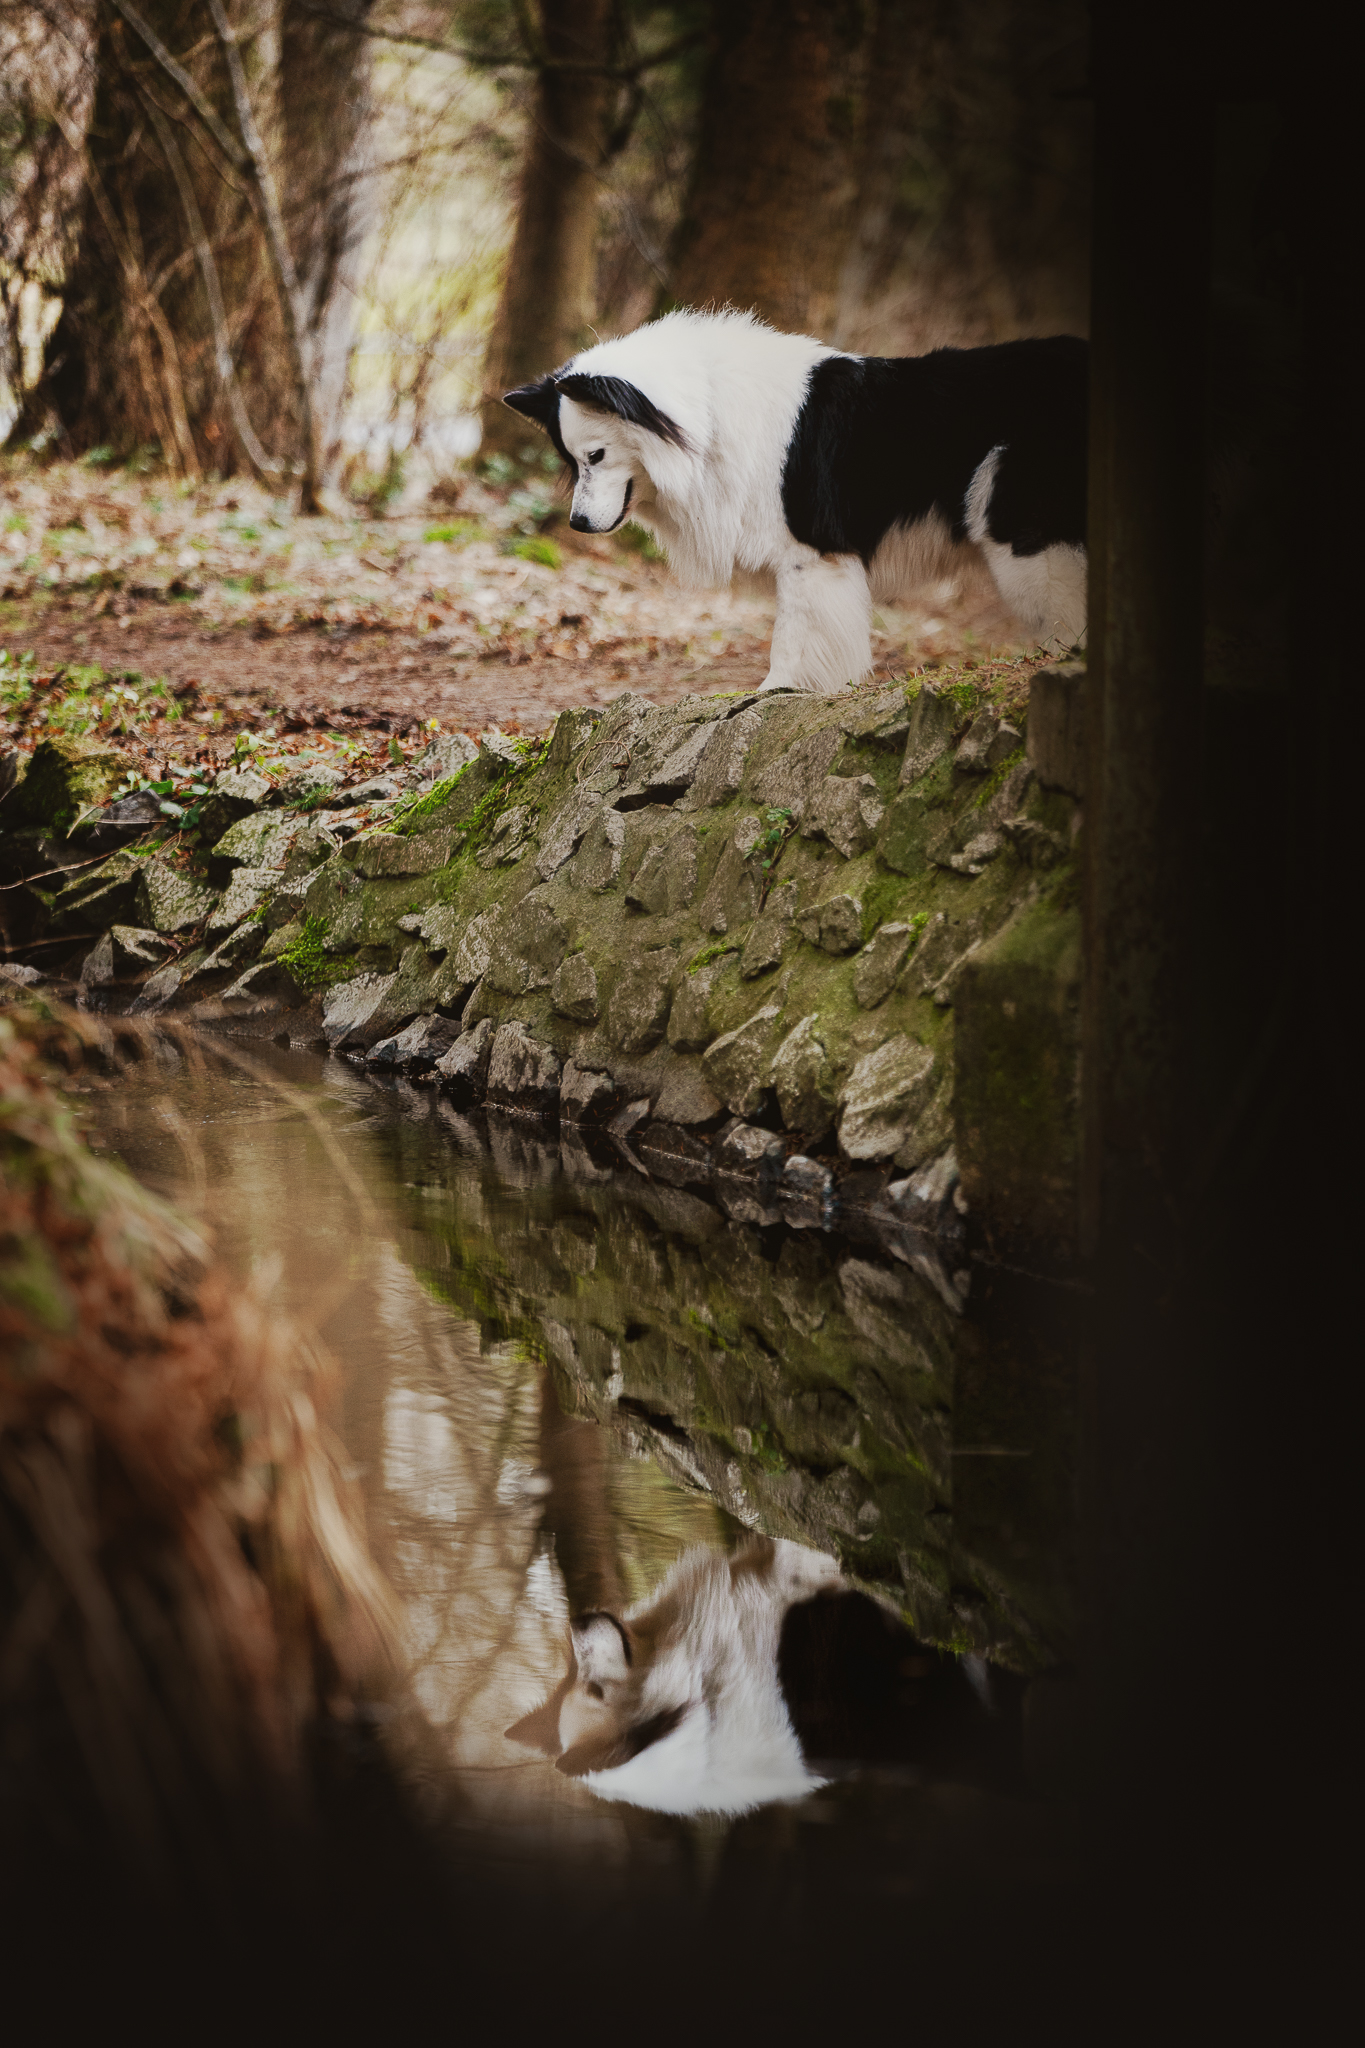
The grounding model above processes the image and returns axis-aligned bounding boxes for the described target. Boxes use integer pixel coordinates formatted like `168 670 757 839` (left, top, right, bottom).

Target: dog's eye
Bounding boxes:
587 449 605 466
586 1681 604 1701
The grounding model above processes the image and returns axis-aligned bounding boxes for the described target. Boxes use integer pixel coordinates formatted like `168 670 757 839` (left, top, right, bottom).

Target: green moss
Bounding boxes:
687 937 744 975
386 762 472 833
972 745 1027 810
502 535 562 570
276 913 354 990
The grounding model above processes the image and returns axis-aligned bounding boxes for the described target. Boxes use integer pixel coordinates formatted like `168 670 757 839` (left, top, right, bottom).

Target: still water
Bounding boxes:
85 1038 1078 2007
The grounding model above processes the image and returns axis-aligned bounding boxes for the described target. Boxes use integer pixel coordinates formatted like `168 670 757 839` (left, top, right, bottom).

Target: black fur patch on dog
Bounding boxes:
781 336 1087 563
503 374 576 473
554 373 688 450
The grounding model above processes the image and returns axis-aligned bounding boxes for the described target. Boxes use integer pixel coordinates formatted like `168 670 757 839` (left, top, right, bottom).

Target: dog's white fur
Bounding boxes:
506 1536 842 1817
554 309 1086 694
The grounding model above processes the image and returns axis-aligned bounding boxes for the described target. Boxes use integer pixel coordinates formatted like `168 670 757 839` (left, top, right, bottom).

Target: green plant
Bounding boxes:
755 807 795 905
687 938 740 974
81 445 117 468
502 535 561 570
387 763 472 832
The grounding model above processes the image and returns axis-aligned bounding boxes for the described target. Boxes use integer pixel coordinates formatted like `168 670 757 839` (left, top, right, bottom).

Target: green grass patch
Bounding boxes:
423 519 486 545
502 535 561 570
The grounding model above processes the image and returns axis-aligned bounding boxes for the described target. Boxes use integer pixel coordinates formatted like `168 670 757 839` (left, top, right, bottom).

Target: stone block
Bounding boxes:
560 1059 618 1123
607 948 676 1053
667 958 731 1051
798 892 863 954
536 790 603 881
108 924 175 972
716 1122 785 1181
740 880 797 978
1027 662 1087 796
751 726 842 821
278 761 346 807
135 860 219 934
552 951 600 1022
898 685 959 787
803 774 884 858
486 1021 562 1113
434 1016 494 1099
366 1013 461 1073
701 1004 781 1116
321 972 398 1049
486 890 569 996
347 827 457 879
208 865 278 938
547 706 602 768
625 825 699 914
954 895 1081 1262
569 806 625 891
474 803 536 868
209 812 301 868
652 1065 722 1126
219 959 302 1012
771 1014 836 1139
449 903 503 987
6 736 124 829
955 712 1008 774
685 708 762 809
853 923 916 1008
838 1036 936 1162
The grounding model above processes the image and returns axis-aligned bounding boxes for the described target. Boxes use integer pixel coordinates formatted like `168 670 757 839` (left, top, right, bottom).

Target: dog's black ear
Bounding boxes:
555 1703 688 1779
555 373 687 450
502 375 560 429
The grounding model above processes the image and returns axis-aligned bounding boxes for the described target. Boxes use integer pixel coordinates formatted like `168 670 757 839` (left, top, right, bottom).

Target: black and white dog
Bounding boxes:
504 308 1088 695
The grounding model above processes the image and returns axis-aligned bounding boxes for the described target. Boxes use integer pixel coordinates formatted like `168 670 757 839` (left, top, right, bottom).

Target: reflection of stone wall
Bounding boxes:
380 1095 1075 1674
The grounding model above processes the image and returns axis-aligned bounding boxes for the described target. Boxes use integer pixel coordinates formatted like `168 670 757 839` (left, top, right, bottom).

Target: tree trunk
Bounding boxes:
22 0 366 494
279 0 375 480
478 0 615 459
660 0 864 339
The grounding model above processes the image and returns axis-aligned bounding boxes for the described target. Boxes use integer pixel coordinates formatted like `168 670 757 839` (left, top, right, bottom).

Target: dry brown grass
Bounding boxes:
0 1000 400 1883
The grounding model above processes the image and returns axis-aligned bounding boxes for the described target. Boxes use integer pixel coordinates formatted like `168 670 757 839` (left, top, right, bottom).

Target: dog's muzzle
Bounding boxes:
571 481 632 535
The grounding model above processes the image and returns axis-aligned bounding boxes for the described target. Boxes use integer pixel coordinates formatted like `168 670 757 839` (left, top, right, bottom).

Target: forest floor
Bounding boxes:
1 456 1050 782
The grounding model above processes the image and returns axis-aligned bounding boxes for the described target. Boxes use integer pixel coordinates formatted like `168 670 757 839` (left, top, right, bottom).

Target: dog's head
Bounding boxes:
505 1609 686 1778
502 372 686 535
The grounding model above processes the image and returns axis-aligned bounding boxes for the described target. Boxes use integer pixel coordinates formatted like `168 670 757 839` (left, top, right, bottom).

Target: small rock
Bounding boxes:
339 773 403 806
652 1066 722 1126
109 924 176 972
667 956 732 1052
220 959 302 1012
955 713 1021 775
434 1015 494 1099
740 881 797 979
853 922 916 1008
899 684 959 787
321 972 399 1049
803 774 884 859
486 1020 562 1113
838 1036 936 1162
82 789 163 853
701 1004 781 1116
1003 815 1069 868
0 963 42 988
135 860 219 934
560 1059 618 1123
621 718 715 804
886 1148 964 1236
278 762 346 807
607 948 676 1053
80 932 114 986
716 1122 785 1181
402 732 479 789
771 1014 836 1138
875 788 935 877
208 865 278 937
128 950 204 1015
552 951 600 1022
797 893 863 954
945 829 1005 876
779 1154 834 1227
367 1012 461 1073
547 706 602 767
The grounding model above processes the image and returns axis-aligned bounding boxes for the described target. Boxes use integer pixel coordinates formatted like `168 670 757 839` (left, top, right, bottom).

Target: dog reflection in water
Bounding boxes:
507 1536 843 1816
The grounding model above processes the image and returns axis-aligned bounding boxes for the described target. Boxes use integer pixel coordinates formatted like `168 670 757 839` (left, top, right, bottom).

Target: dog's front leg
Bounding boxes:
760 549 872 696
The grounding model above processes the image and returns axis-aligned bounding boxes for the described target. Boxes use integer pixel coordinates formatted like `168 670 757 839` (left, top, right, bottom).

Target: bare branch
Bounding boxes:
109 0 248 169
205 0 330 511
292 4 700 79
139 88 290 484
